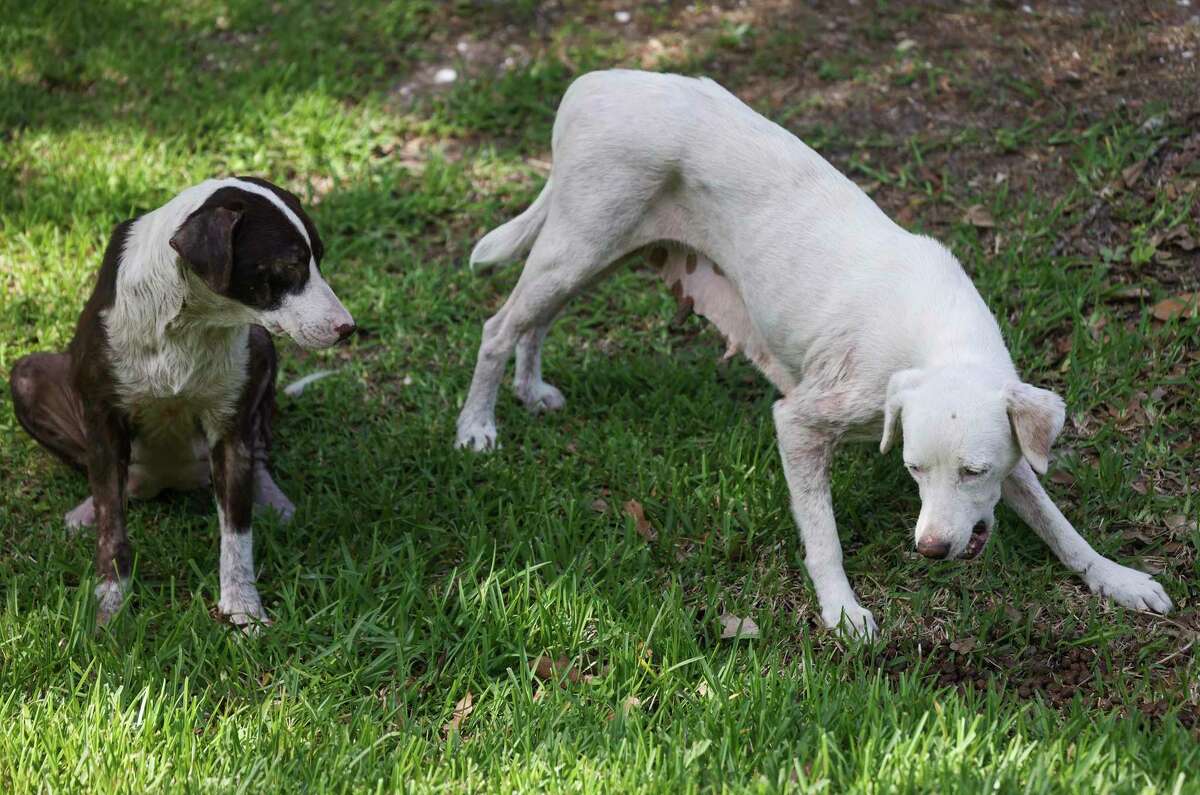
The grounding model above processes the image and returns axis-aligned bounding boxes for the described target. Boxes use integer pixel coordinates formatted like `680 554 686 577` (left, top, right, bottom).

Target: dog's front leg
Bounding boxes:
773 397 877 639
1003 459 1172 613
210 432 270 631
82 405 132 626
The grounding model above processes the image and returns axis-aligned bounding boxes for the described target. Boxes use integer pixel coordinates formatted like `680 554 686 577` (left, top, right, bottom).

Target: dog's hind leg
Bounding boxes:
10 352 88 470
10 353 99 529
513 322 566 413
457 234 613 451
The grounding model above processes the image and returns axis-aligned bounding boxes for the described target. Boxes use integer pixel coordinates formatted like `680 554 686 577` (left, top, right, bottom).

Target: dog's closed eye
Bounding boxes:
958 465 989 479
905 462 926 475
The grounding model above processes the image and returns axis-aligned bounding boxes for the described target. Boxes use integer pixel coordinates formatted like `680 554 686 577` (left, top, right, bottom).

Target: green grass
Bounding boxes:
1 2 1198 792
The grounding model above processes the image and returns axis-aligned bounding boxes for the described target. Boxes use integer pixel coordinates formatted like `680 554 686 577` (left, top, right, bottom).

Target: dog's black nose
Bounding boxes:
335 323 356 342
916 537 951 560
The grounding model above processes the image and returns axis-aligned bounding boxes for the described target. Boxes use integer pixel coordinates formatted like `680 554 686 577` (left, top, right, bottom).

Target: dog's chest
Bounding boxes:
109 326 251 436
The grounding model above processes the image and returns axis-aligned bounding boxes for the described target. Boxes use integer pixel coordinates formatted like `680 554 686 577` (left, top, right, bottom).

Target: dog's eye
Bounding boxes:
959 465 989 478
905 463 925 475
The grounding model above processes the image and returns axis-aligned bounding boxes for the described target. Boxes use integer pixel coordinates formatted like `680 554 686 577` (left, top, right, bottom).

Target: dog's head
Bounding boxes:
879 366 1065 560
168 177 354 348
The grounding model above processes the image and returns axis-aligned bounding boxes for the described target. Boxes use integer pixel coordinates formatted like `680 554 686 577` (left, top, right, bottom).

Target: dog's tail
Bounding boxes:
469 178 552 274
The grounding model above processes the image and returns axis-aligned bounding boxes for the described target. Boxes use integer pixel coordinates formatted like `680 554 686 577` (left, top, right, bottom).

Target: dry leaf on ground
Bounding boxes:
623 499 657 542
1151 293 1199 321
719 613 760 639
606 695 643 722
533 655 583 685
1121 159 1148 187
443 691 474 737
1164 514 1199 534
964 204 996 228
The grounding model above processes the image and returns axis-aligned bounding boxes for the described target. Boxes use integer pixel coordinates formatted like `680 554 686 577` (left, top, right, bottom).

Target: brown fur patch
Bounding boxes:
672 296 695 325
658 249 796 393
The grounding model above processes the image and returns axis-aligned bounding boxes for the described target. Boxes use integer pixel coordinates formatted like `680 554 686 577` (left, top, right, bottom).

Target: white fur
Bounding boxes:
94 578 128 625
216 504 269 631
457 70 1172 638
259 260 354 348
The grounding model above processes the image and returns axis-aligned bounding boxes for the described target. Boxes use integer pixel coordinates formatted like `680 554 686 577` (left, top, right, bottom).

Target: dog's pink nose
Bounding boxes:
916 536 951 560
335 323 356 342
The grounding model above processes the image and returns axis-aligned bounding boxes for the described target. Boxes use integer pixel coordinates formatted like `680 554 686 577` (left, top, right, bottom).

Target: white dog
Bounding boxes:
456 69 1173 638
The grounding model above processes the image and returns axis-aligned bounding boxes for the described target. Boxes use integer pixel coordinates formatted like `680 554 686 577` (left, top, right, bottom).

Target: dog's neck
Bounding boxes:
106 183 253 353
886 241 1018 379
920 306 1014 376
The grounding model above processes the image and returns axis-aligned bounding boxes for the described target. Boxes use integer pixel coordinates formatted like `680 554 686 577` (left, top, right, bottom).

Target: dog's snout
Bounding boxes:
916 536 951 560
335 323 356 342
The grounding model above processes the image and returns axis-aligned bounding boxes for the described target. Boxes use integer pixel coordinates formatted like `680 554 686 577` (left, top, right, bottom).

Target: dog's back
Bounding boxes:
552 70 858 204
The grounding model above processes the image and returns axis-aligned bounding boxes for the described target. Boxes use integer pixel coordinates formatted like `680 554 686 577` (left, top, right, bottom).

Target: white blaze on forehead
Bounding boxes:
226 178 312 248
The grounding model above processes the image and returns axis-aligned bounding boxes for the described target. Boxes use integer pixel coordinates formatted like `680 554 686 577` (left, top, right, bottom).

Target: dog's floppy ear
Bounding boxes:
169 205 242 294
880 368 923 454
1004 382 1066 475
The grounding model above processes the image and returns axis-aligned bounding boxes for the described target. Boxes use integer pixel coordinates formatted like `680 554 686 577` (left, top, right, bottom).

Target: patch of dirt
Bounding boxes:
399 2 1199 283
871 609 1200 738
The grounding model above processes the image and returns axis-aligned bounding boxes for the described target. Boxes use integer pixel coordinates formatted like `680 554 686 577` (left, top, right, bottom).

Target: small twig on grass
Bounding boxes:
1154 640 1195 669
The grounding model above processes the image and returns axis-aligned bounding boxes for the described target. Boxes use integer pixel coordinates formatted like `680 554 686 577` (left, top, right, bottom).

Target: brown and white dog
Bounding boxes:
10 177 354 629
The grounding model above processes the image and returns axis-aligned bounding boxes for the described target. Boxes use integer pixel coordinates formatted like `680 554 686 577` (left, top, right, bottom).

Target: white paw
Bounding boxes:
65 496 95 532
94 579 128 626
516 381 566 413
455 418 498 452
219 585 271 634
821 600 878 641
1082 558 1173 614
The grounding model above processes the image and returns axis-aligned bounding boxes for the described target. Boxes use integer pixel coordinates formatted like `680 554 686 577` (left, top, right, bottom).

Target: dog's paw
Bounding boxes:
455 419 498 452
821 601 878 641
255 492 296 524
65 496 96 532
516 381 566 413
219 584 271 634
254 470 296 524
94 579 128 626
1082 558 1173 614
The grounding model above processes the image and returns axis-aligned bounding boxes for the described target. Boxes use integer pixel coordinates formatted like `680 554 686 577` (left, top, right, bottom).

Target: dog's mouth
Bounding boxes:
961 521 991 560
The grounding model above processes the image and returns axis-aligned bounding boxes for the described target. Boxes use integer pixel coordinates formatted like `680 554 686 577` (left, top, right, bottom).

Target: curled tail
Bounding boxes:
469 179 552 273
